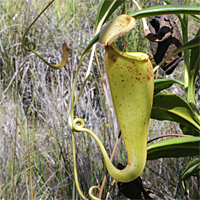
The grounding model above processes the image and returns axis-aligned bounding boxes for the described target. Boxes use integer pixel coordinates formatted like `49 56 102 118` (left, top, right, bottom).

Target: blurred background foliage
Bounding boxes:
0 0 199 199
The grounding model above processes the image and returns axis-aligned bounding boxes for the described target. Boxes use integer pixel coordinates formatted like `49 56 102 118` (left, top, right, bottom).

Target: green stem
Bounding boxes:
72 130 88 199
182 1 190 101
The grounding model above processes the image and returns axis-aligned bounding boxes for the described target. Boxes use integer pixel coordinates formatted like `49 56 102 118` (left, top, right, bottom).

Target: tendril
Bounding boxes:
72 117 120 199
22 0 55 52
73 118 85 130
89 186 101 200
22 0 70 70
27 41 36 51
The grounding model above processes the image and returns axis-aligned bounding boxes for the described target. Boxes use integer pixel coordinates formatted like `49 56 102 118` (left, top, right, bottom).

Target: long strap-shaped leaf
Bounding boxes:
95 0 125 28
147 136 200 160
151 94 200 131
129 5 200 19
174 35 200 54
186 32 200 109
181 157 200 180
154 79 184 95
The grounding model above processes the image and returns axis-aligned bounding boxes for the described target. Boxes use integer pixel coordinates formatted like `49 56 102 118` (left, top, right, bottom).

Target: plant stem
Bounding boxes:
183 0 190 100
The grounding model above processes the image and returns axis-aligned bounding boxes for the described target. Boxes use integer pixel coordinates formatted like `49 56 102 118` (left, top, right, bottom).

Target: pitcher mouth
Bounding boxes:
108 44 149 62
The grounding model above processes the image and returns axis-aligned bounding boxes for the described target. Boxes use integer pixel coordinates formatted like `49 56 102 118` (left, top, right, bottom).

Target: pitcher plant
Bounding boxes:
68 14 154 199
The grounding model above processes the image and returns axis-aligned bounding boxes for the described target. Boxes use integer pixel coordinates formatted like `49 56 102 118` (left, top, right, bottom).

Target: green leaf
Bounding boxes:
151 94 200 131
95 0 125 29
147 137 200 160
154 79 184 95
180 124 200 136
187 32 200 105
83 33 100 54
190 34 200 77
129 5 200 19
181 157 200 180
191 14 200 22
174 35 200 55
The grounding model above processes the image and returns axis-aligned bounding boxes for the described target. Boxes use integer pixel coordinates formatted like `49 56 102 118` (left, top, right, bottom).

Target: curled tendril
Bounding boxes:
26 41 37 51
89 186 101 200
22 0 70 70
73 118 85 130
